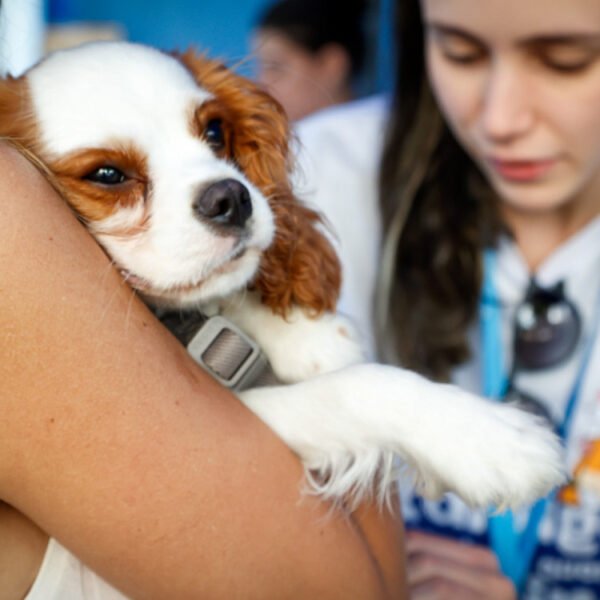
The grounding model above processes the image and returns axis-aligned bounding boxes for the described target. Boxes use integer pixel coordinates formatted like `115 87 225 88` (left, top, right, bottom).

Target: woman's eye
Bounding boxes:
85 166 127 185
204 119 225 151
432 35 486 65
439 38 486 65
539 48 596 73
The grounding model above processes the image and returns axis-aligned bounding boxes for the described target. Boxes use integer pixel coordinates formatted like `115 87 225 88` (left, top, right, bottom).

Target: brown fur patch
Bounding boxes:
0 76 42 154
177 49 341 315
46 146 149 224
0 75 149 230
192 98 235 161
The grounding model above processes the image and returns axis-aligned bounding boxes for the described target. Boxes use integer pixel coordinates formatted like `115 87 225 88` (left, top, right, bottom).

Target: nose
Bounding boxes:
193 179 253 229
481 61 535 142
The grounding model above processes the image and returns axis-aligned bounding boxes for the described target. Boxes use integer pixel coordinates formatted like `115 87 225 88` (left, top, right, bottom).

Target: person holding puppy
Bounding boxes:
0 12 406 594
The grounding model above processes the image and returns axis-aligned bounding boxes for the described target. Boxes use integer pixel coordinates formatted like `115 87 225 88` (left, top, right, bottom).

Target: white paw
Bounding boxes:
282 364 566 511
240 362 566 511
264 311 365 382
404 384 566 510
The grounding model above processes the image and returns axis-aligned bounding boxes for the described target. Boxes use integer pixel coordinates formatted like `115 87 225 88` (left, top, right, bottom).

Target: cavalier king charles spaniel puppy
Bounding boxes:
0 42 564 511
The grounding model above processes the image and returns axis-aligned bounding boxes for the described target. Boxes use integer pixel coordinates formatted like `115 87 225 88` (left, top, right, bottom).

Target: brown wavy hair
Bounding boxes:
375 0 504 381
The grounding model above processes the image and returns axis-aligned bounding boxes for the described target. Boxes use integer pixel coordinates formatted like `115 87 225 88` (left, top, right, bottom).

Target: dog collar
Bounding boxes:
158 311 279 391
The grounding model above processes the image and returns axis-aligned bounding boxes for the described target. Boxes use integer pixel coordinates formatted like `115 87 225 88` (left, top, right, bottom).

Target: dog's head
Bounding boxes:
0 42 340 313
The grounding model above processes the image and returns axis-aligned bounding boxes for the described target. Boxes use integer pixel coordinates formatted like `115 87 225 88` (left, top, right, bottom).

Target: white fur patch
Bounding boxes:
240 364 566 510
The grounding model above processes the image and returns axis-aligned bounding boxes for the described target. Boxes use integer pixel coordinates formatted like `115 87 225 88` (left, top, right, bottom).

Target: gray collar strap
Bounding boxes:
158 311 279 391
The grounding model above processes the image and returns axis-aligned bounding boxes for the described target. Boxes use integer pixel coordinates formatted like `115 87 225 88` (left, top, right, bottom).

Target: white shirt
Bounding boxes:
26 538 128 600
293 95 389 356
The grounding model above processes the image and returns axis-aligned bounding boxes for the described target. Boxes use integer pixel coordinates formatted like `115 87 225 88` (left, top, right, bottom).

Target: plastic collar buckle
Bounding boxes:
186 315 269 392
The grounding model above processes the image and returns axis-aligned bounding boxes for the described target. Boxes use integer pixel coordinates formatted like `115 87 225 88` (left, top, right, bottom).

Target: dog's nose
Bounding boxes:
193 179 252 228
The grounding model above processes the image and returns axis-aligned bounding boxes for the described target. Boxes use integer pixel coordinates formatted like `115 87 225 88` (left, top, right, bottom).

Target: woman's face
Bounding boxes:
422 0 600 222
252 30 347 121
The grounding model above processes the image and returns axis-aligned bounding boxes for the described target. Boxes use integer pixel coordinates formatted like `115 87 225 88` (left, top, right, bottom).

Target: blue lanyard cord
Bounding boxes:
481 248 600 594
481 250 506 399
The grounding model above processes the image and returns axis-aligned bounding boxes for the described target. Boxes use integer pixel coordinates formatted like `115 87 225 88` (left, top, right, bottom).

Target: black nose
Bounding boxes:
193 179 252 229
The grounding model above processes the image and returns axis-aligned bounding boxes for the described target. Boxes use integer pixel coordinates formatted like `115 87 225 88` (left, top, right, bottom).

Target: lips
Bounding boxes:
489 157 557 182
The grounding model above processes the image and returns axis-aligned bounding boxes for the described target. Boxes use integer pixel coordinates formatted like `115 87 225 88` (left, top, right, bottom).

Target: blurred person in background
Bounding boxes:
252 0 369 121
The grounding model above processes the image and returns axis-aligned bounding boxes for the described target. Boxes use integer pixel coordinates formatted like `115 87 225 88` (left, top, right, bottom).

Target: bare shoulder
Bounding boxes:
0 140 27 166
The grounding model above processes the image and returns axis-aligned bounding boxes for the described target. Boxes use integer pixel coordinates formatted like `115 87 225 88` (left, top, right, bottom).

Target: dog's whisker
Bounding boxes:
123 281 138 335
92 261 139 358
221 288 247 314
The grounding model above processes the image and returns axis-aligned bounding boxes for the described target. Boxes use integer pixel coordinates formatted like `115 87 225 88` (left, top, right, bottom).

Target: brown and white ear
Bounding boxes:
177 49 341 316
0 75 39 152
255 190 341 317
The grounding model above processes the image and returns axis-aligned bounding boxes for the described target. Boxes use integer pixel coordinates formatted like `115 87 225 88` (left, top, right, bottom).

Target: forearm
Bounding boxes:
0 144 405 598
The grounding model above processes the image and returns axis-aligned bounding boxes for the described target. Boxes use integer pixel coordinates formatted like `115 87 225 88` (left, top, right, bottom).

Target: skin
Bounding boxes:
409 0 600 597
0 143 407 599
406 531 515 600
253 29 353 121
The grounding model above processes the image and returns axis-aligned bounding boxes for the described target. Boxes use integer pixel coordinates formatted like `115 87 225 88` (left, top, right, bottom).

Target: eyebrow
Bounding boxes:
425 21 600 49
528 34 600 50
424 23 482 46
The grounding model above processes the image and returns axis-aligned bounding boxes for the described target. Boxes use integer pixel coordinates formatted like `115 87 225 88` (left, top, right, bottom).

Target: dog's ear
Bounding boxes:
176 49 341 316
0 75 39 151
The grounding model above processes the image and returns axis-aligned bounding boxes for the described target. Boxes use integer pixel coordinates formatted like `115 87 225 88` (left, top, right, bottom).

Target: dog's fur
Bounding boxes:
0 41 565 509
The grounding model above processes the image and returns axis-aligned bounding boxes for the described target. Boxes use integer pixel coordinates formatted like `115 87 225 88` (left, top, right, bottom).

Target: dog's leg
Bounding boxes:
238 363 565 511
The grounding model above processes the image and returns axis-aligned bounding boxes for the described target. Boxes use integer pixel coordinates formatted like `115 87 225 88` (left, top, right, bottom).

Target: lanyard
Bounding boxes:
481 248 599 594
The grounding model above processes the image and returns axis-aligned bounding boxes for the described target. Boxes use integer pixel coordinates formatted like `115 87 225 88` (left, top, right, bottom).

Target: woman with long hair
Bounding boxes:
378 0 600 597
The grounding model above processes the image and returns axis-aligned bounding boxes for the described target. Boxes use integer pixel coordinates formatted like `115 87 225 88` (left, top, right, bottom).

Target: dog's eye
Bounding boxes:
204 119 225 151
85 166 127 185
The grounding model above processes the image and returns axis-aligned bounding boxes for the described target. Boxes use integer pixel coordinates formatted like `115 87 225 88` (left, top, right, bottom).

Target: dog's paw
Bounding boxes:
405 384 566 510
302 364 566 511
223 294 365 383
240 362 565 511
265 311 365 382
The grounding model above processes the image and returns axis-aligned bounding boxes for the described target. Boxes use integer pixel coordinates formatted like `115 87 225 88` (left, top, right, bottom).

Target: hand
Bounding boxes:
406 530 516 599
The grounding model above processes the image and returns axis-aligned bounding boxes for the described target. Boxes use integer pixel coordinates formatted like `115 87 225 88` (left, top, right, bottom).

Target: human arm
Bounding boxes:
0 502 48 600
0 143 406 599
407 531 515 599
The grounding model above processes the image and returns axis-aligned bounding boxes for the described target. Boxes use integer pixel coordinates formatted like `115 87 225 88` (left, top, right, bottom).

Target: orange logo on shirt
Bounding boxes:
559 439 600 505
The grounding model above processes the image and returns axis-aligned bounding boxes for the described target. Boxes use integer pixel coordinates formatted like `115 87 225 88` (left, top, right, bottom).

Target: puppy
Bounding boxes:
0 41 564 510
